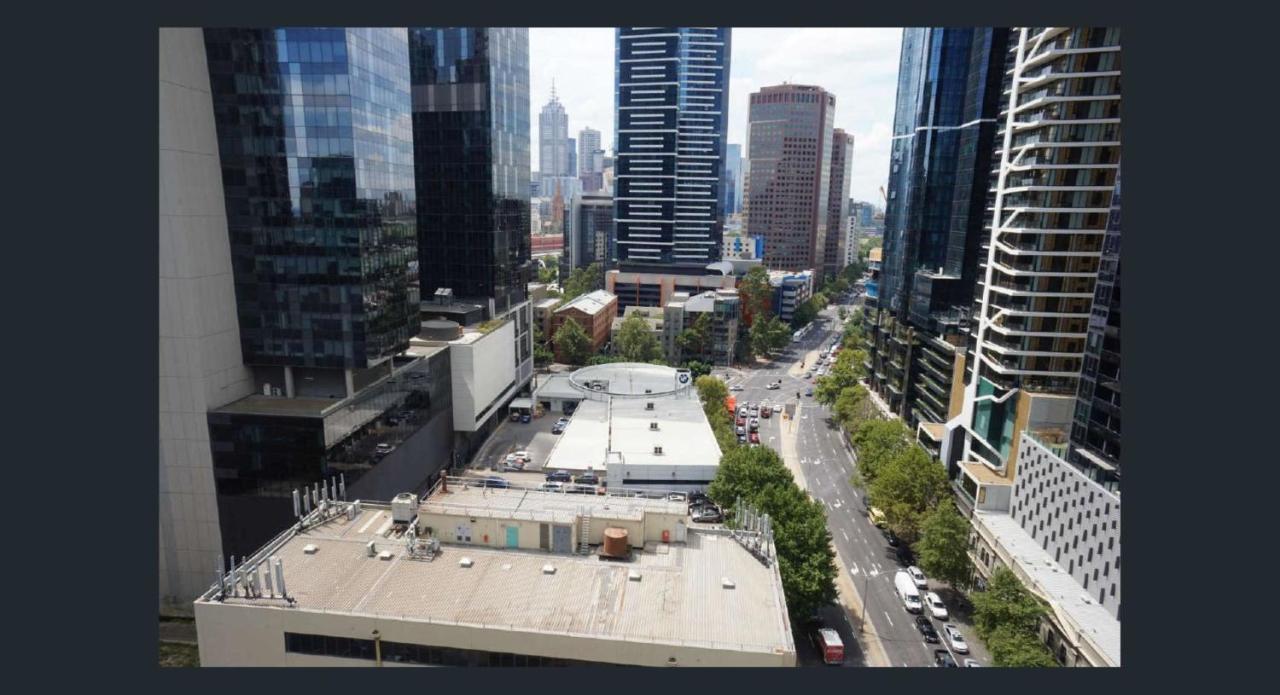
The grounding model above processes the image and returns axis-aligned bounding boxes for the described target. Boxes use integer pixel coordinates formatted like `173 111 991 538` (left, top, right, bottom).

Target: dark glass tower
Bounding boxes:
204 28 419 370
614 27 731 272
409 28 531 315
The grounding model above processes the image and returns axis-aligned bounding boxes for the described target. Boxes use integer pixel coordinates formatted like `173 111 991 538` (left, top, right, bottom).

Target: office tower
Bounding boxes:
865 28 1009 430
943 26 1122 481
409 27 532 316
198 28 456 566
614 27 731 273
562 193 616 284
745 84 836 283
539 83 571 176
723 143 743 214
567 136 577 179
822 129 854 278
1069 166 1121 492
578 127 601 175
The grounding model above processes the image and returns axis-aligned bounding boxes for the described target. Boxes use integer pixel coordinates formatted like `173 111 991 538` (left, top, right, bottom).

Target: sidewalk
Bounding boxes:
788 349 822 378
778 402 890 667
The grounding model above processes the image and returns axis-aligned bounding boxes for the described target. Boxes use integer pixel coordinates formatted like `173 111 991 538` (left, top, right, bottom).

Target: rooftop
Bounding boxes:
533 374 583 401
424 484 687 522
567 362 692 398
544 393 721 473
556 289 616 316
973 510 1121 666
961 460 1013 486
199 496 794 659
211 395 340 418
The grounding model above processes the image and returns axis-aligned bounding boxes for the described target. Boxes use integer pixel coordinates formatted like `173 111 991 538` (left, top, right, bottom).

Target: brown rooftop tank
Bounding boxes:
601 527 630 558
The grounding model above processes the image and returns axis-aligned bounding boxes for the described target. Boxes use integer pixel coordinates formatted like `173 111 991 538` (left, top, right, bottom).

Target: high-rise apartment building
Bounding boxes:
724 143 743 214
941 25 1122 496
822 128 854 278
578 127 601 175
865 28 1010 431
539 84 571 177
614 27 731 273
562 193 616 284
745 83 836 283
409 28 532 317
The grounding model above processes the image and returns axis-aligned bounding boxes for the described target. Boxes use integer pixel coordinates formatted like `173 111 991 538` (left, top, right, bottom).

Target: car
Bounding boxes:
520 413 531 423
480 476 509 488
687 491 710 506
925 591 948 620
374 443 395 456
884 530 900 547
544 470 572 483
575 472 600 486
691 506 724 523
868 506 887 528
761 407 772 419
551 424 565 435
765 382 780 390
943 624 969 654
914 615 940 643
564 483 596 495
907 566 928 590
510 411 522 422
813 627 845 665
501 460 525 473
738 434 747 443
666 492 688 502
538 481 564 492
805 388 814 397
749 421 759 432
773 404 783 413
934 649 958 668
963 659 982 668
729 385 743 391
384 415 401 427
737 406 748 416
895 544 916 566
749 407 759 417
749 431 760 444
804 372 813 379
736 426 746 436
512 451 530 463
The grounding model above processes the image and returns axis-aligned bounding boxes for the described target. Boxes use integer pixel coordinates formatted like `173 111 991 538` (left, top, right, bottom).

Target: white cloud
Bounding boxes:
530 27 902 202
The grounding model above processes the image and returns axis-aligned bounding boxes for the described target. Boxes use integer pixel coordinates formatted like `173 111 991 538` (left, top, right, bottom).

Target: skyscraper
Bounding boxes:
539 84 571 177
567 136 577 179
614 27 731 273
745 83 836 282
944 26 1122 480
865 28 1009 429
723 143 743 214
578 127 601 175
822 129 854 278
408 27 532 316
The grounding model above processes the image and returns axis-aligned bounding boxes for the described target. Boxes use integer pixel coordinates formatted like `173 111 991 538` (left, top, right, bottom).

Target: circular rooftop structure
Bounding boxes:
567 363 692 398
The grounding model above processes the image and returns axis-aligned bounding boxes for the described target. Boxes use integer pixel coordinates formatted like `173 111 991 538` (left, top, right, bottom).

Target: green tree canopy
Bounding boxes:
814 346 866 406
868 445 950 544
971 567 1047 641
614 312 663 363
533 322 554 367
552 318 593 365
695 374 738 451
849 417 911 486
987 624 1059 667
913 501 973 590
559 262 602 305
683 359 712 380
737 265 773 326
750 314 791 358
676 312 713 361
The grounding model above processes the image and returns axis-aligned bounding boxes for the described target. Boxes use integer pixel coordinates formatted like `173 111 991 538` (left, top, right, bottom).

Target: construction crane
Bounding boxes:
879 185 888 205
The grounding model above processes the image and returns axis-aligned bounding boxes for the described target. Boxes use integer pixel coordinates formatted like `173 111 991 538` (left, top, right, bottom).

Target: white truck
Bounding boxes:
895 570 923 613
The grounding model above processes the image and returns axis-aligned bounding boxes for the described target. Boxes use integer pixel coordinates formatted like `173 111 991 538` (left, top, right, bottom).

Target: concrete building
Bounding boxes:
539 83 571 177
606 267 740 311
663 290 741 366
194 477 794 666
723 233 763 260
550 289 618 361
562 193 615 284
821 129 855 279
611 305 666 350
542 363 724 492
767 270 814 324
577 127 601 175
745 83 837 283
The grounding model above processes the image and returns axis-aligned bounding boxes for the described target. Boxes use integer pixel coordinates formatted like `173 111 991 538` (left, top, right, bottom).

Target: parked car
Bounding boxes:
510 411 521 422
749 421 759 432
512 451 530 464
761 407 772 419
565 483 596 495
943 625 969 654
729 385 743 391
691 506 724 523
813 628 845 665
545 470 572 483
963 659 982 667
773 404 783 413
934 650 958 668
551 423 565 434
925 591 948 620
687 491 710 506
736 417 747 427
766 382 780 390
749 407 759 417
480 476 509 488
749 431 760 444
520 413 531 423
738 434 747 443
805 388 814 397
538 481 564 492
907 566 928 590
575 472 600 486
666 492 688 502
895 544 916 566
374 443 395 456
914 615 940 643
804 372 813 379
501 460 525 472
736 426 746 436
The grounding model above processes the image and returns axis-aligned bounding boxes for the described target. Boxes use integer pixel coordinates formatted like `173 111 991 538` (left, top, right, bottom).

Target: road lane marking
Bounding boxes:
883 611 894 627
841 529 850 542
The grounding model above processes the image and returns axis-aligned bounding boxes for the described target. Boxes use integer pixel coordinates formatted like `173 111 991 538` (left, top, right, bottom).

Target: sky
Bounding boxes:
528 28 902 206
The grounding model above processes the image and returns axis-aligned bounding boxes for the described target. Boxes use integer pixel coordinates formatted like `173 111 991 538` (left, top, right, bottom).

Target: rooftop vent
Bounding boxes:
542 564 557 575
645 402 655 410
722 577 736 589
366 541 377 557
654 446 664 455
378 551 393 561
303 544 319 555
644 388 652 394
459 557 474 568
650 422 659 431
629 570 642 582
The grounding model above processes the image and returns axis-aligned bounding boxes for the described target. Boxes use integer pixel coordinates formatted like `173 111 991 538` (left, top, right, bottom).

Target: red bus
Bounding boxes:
816 628 844 665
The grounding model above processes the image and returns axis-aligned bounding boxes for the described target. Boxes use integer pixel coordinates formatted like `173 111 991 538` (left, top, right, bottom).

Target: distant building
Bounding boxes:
539 83 571 177
663 289 741 366
821 129 854 278
610 305 665 351
562 193 615 283
566 136 577 179
724 143 743 214
606 267 739 312
723 233 763 260
768 270 815 324
551 290 619 361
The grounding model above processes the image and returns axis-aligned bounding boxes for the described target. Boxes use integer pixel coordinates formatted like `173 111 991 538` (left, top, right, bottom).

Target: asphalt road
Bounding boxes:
720 298 987 668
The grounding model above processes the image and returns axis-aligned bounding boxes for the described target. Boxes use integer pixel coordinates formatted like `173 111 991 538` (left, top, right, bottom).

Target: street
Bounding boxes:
717 298 988 668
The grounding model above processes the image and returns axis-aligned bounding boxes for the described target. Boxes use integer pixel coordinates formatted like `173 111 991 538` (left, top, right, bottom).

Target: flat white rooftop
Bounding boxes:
544 395 721 473
199 500 794 659
974 510 1121 666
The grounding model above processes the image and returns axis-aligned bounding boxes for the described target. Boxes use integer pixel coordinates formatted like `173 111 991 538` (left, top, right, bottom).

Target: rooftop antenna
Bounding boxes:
273 557 288 601
551 78 558 101
228 555 238 597
292 489 301 518
339 474 347 501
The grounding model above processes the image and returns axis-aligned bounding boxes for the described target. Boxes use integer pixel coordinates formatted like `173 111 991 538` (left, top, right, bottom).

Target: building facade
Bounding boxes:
606 267 739 312
551 289 619 361
409 27 532 317
768 270 815 324
562 193 615 284
745 84 836 283
865 28 1010 430
538 84 571 177
724 142 743 214
821 128 855 278
614 27 731 272
663 290 741 366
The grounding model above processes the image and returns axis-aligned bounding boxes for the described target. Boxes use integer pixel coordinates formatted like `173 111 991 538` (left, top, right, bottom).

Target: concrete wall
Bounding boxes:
159 27 255 613
195 600 793 667
451 321 518 432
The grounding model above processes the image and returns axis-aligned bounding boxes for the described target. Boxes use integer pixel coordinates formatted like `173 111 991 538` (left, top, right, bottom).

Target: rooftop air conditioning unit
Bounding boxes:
653 446 663 455
650 422 659 431
645 402 655 410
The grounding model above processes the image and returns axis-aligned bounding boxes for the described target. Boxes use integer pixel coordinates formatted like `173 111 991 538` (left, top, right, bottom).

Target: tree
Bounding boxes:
533 322 554 367
683 360 712 380
868 445 950 544
708 446 837 619
537 257 559 285
676 312 713 361
833 385 873 431
559 262 602 304
849 418 911 487
750 314 791 358
987 624 1058 667
970 567 1047 642
913 501 974 591
615 313 663 362
737 265 773 326
814 347 865 406
837 306 848 321
552 319 593 365
695 374 738 451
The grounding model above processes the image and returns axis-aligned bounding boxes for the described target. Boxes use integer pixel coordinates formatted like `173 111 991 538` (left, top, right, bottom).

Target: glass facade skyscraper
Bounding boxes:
614 27 731 272
204 28 419 371
408 28 531 314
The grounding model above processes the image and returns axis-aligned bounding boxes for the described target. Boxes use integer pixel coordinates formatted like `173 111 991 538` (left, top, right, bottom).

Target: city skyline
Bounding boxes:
529 27 901 205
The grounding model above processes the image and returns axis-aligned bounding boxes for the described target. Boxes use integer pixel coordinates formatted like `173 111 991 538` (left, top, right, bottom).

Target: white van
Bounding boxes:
895 570 923 613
